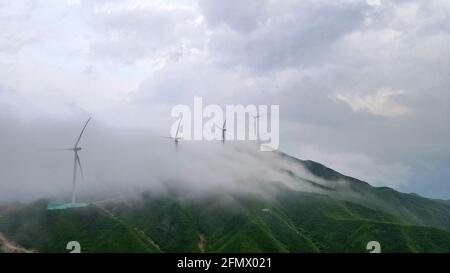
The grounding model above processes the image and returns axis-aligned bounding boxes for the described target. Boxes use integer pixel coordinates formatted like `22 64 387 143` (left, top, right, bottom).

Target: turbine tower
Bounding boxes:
252 114 265 140
216 119 226 143
70 117 91 204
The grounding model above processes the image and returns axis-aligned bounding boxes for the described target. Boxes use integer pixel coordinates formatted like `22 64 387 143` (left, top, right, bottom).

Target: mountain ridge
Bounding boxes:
1 152 449 253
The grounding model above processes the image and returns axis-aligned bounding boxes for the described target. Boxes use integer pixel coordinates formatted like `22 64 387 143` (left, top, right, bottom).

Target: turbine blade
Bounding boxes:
223 119 226 129
175 117 182 138
160 136 174 139
41 148 74 151
76 154 85 181
74 117 92 148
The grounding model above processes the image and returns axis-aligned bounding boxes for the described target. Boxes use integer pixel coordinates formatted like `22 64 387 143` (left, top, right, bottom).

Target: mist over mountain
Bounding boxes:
2 106 450 253
0 115 345 202
1 0 450 200
2 148 450 253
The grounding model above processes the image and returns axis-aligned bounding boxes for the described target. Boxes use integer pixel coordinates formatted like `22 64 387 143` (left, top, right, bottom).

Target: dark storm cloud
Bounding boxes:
199 0 269 33
203 0 369 72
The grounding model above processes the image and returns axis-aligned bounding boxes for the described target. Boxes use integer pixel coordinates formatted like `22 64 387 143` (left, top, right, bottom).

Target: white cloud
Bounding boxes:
366 0 381 7
292 144 412 189
0 1 38 53
67 0 81 6
88 0 204 64
333 88 411 117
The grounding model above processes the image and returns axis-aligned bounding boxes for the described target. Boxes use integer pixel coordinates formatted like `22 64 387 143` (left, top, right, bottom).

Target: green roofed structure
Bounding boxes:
47 202 89 210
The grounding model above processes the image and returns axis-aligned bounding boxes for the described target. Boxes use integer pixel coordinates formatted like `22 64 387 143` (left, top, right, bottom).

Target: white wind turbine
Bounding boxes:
49 117 91 205
252 114 265 140
162 117 182 148
215 119 226 143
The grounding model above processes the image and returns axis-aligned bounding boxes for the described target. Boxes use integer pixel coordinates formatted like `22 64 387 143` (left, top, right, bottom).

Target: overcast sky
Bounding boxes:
0 0 449 199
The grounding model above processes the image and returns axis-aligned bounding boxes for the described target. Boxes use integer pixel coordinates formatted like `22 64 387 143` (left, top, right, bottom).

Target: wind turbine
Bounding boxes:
252 114 265 140
50 117 91 205
162 117 182 148
215 119 226 143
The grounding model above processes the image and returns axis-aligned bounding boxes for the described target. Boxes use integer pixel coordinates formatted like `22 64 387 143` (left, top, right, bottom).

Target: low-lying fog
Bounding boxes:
0 116 337 203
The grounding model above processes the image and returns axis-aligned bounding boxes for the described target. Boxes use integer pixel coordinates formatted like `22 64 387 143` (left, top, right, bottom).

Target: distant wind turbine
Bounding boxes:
48 117 92 205
252 114 265 139
215 119 226 143
162 117 182 148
